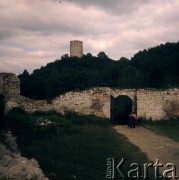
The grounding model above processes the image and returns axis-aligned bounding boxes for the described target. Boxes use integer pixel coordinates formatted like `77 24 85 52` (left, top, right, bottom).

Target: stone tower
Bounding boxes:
70 40 83 57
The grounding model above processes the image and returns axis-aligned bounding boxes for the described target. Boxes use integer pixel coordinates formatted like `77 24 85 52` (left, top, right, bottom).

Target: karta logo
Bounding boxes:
106 158 178 179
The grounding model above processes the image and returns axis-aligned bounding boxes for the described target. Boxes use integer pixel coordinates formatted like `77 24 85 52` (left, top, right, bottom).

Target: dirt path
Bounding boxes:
114 125 179 178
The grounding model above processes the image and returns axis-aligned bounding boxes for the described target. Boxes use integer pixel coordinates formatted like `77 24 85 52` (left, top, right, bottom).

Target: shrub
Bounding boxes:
0 94 5 130
4 108 156 180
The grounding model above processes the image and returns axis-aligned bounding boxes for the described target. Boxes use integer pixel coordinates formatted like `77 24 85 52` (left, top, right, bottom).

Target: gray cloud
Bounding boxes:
62 0 153 15
0 0 178 74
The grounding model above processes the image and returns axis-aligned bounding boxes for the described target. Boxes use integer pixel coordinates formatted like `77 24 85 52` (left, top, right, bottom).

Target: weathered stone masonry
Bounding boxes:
0 73 179 120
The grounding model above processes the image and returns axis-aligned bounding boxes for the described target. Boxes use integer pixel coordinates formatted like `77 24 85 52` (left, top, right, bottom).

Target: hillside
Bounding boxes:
19 42 179 100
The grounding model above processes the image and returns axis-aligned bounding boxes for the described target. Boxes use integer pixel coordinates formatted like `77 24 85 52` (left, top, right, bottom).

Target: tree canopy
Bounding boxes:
19 42 179 100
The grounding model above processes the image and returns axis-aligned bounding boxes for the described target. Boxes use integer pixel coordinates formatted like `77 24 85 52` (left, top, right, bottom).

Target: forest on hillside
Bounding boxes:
19 42 179 100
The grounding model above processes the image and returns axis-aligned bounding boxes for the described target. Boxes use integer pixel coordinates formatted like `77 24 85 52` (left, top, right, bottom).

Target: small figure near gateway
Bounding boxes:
128 112 137 128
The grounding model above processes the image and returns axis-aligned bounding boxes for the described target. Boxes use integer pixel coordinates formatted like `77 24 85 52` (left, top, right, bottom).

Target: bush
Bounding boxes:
4 108 156 180
0 94 5 130
4 108 78 144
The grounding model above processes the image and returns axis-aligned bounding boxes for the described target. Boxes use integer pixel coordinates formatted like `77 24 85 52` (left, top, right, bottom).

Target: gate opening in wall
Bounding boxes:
110 95 133 125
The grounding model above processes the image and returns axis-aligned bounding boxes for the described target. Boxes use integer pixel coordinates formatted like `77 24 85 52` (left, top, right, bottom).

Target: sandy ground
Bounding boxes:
114 125 179 179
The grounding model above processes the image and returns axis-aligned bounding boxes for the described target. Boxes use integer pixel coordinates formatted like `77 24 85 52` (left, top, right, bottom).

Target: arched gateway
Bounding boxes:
0 73 179 120
110 95 133 124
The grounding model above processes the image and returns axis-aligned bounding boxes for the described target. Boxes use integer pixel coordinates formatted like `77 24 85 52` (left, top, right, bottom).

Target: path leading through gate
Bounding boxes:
114 125 179 179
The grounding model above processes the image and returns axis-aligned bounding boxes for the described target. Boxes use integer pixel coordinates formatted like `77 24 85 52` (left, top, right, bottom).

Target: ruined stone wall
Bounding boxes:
0 73 20 97
17 88 136 118
19 88 111 118
48 88 135 118
0 73 21 112
19 87 178 120
0 73 179 120
137 89 179 120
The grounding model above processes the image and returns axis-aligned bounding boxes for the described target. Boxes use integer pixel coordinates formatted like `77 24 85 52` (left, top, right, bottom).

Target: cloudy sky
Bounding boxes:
0 0 179 74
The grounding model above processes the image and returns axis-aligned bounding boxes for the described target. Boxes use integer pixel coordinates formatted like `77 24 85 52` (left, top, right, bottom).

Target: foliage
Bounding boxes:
97 51 108 59
5 108 78 145
0 94 4 116
19 42 179 100
4 109 156 180
0 94 5 129
131 42 179 88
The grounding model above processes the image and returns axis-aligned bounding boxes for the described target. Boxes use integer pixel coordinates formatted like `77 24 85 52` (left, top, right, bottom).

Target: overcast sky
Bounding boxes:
0 0 179 74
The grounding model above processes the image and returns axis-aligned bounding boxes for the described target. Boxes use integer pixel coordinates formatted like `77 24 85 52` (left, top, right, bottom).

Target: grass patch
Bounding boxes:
140 118 179 142
4 108 158 179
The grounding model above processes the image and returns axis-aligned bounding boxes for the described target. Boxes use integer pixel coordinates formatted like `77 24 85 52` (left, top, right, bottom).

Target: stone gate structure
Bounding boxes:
0 73 179 120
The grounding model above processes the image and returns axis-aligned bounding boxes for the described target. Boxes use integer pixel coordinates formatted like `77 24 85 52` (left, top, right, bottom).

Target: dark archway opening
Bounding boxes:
0 94 5 130
110 95 132 125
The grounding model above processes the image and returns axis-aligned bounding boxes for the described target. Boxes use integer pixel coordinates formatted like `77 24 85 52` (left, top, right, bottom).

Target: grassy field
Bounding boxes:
4 108 158 180
140 118 179 142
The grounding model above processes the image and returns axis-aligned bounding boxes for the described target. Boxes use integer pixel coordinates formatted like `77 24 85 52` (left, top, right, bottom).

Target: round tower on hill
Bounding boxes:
70 40 83 57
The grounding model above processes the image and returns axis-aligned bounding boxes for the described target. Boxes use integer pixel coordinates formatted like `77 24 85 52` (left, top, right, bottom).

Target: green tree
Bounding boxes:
18 70 30 96
18 41 179 99
97 51 108 59
61 54 69 60
0 94 5 129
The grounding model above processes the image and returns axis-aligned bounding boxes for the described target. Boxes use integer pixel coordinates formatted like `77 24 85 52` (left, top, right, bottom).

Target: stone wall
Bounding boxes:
0 131 48 180
19 88 111 118
0 73 20 98
137 89 179 120
18 88 135 119
0 73 179 120
0 73 21 112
